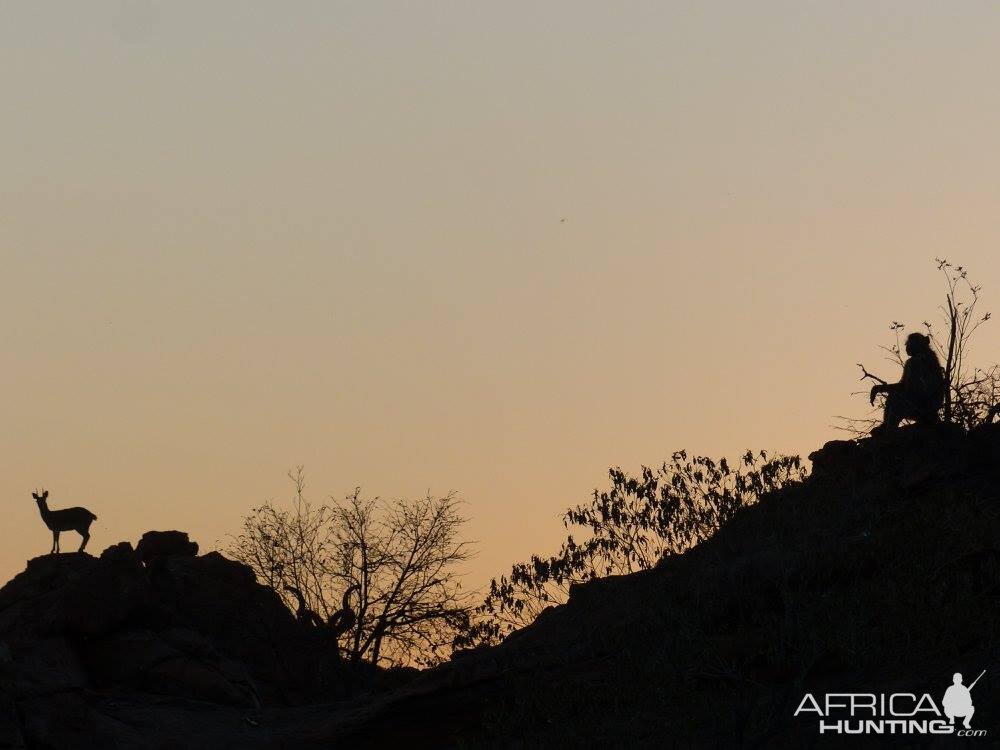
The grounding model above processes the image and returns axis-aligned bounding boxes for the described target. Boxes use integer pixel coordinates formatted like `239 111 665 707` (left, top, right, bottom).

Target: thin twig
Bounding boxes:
856 363 887 385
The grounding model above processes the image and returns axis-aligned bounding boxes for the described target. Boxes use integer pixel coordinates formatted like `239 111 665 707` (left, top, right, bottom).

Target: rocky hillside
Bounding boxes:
3 425 1000 748
344 424 1000 747
0 532 381 749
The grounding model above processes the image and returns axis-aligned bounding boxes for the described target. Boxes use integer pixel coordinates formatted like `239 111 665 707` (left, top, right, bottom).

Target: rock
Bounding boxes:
145 553 328 704
18 692 97 750
0 538 363 746
145 655 257 708
968 420 1000 467
20 691 267 750
0 643 12 692
3 420 1000 747
870 422 967 486
100 542 135 562
81 629 181 688
82 629 259 708
135 531 199 565
10 637 87 698
159 627 220 661
0 642 25 749
0 553 154 638
0 532 435 745
808 439 866 481
808 424 969 489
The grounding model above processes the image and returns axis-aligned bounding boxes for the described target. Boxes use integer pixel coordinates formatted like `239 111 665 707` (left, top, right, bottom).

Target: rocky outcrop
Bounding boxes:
808 421 970 487
340 424 1000 746
0 550 154 639
0 642 24 749
135 530 199 565
5 425 1000 747
0 536 363 749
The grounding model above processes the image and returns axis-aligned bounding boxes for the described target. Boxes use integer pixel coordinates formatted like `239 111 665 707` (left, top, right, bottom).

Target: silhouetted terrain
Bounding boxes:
0 533 404 749
4 426 1000 747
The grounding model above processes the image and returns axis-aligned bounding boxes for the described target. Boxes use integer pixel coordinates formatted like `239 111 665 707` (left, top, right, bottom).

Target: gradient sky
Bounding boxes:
3 2 1000 586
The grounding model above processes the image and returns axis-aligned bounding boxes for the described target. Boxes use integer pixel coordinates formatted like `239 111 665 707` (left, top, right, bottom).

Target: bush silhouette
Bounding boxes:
457 450 805 648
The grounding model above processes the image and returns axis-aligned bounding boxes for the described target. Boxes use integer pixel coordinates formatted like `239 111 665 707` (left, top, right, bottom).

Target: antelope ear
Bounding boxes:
31 492 39 500
41 490 48 500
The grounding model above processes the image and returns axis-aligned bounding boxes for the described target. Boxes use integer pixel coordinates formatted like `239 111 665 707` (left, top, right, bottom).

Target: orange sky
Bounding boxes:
4 2 1000 588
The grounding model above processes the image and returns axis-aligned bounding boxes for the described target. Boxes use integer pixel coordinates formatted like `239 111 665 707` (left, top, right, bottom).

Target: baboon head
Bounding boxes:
905 332 931 356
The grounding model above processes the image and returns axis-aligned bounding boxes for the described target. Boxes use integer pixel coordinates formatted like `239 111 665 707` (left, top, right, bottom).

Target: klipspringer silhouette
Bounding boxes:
32 489 97 553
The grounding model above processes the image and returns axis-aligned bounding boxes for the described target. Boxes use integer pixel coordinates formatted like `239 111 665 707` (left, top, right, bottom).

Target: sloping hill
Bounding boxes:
2 426 1000 748
345 424 1000 747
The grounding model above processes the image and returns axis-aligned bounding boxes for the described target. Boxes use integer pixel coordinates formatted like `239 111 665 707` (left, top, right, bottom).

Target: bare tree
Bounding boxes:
229 468 474 668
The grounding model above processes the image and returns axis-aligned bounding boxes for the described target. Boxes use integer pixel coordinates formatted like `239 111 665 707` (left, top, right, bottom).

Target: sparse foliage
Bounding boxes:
229 468 473 668
456 450 805 649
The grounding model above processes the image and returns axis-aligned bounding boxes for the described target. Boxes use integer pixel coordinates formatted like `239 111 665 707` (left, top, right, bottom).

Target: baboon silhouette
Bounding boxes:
32 490 97 553
284 585 324 628
869 332 945 432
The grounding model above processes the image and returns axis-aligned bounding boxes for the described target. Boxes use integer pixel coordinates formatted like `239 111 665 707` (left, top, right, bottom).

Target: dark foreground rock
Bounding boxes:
135 530 199 564
6 425 1000 747
342 424 1000 747
0 535 385 749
